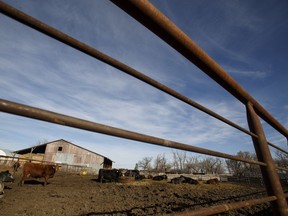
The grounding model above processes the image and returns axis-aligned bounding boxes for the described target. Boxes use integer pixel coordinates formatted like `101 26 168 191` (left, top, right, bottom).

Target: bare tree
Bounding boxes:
172 150 187 172
184 155 201 173
200 157 225 174
226 151 260 177
154 154 170 172
274 149 288 169
138 157 153 171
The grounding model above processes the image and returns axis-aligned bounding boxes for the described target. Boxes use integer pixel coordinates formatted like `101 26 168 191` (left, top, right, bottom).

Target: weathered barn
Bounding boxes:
14 139 113 173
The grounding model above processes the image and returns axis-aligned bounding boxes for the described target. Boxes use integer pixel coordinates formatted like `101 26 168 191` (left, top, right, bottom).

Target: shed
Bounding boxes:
0 149 19 166
14 139 113 173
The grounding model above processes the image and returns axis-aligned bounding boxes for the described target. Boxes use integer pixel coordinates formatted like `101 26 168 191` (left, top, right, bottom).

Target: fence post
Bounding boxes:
246 102 288 215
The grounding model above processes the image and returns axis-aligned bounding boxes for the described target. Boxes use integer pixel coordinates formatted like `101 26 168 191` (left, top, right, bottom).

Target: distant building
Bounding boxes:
0 149 17 157
0 149 19 166
14 139 113 173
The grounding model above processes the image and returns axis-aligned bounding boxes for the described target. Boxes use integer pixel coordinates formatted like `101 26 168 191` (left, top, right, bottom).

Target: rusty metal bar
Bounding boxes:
0 1 286 155
246 102 288 215
276 166 288 172
110 0 288 138
0 1 260 140
173 195 277 216
268 141 288 155
0 98 266 167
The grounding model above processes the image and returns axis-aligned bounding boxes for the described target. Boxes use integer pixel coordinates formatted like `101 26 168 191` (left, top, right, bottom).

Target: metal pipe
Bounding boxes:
0 1 286 155
246 102 288 215
276 166 288 172
110 0 288 138
268 141 288 155
173 195 277 216
0 98 266 167
0 1 262 141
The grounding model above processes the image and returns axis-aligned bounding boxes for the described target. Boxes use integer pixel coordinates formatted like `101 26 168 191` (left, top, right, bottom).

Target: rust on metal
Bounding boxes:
246 102 288 215
1 1 288 215
0 1 267 142
0 1 285 155
0 98 266 167
173 196 277 216
110 0 288 138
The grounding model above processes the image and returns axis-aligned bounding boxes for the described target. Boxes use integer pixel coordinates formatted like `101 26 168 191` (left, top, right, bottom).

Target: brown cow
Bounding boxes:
19 163 58 186
206 178 220 184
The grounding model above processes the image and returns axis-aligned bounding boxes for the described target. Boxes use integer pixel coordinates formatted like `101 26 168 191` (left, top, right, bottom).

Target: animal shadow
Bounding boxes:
22 180 49 186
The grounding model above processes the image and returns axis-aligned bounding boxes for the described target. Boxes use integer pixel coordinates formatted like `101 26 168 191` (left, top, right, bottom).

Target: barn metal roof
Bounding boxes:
13 139 113 162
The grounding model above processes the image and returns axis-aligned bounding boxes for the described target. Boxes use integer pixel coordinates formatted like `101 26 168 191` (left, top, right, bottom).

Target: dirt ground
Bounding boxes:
0 166 273 216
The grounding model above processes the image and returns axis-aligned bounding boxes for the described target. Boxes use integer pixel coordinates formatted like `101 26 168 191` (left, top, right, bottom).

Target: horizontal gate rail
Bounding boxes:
173 195 277 216
0 1 286 156
110 0 288 138
1 0 287 215
0 99 266 167
0 1 254 138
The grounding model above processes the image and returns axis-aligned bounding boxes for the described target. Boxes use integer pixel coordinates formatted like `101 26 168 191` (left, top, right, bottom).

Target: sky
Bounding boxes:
0 0 287 169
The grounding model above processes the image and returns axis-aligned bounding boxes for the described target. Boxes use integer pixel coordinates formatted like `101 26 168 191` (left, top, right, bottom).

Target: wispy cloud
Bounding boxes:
226 68 269 80
1 0 287 168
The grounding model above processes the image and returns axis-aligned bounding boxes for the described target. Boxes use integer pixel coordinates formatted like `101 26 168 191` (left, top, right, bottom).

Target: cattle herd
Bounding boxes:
97 168 220 185
0 163 220 199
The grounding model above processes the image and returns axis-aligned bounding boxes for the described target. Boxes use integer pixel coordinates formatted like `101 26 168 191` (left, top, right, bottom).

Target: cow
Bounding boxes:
0 182 4 198
13 161 21 172
206 178 220 184
135 174 145 181
0 170 15 199
182 176 199 185
98 169 122 183
170 175 199 184
19 163 58 186
123 169 145 181
152 175 167 181
170 176 186 184
124 169 140 177
0 170 15 183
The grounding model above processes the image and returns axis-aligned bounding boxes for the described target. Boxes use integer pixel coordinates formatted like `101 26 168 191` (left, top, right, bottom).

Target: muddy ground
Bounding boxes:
0 166 274 216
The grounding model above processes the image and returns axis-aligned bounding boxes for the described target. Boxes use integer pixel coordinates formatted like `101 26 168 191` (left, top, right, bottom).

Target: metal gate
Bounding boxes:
0 1 287 215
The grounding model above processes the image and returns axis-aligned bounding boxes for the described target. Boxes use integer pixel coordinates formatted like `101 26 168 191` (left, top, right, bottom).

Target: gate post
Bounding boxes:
246 102 288 215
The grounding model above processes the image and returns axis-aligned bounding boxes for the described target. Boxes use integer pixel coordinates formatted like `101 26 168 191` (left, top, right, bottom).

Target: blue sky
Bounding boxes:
0 0 287 169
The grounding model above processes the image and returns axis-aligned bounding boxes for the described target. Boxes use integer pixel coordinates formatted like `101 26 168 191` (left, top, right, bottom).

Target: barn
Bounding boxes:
14 139 113 173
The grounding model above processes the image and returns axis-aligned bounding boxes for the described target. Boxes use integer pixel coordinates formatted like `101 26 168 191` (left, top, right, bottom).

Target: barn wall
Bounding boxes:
43 140 104 172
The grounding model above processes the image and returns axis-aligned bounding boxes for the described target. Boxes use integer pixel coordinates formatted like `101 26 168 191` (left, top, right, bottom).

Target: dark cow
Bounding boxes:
19 163 58 186
135 174 145 181
206 178 220 184
13 161 20 172
182 176 199 185
0 170 14 199
0 182 4 198
0 170 15 183
98 169 122 183
171 175 199 184
123 169 145 181
124 169 140 177
170 176 186 184
152 175 167 181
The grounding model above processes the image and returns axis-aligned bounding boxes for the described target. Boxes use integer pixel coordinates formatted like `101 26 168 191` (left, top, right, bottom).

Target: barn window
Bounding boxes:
58 146 63 152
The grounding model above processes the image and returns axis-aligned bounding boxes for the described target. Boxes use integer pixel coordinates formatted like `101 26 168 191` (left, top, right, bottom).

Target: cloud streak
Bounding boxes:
0 1 287 168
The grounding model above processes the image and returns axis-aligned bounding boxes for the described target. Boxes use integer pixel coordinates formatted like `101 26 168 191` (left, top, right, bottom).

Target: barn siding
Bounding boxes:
43 140 105 173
